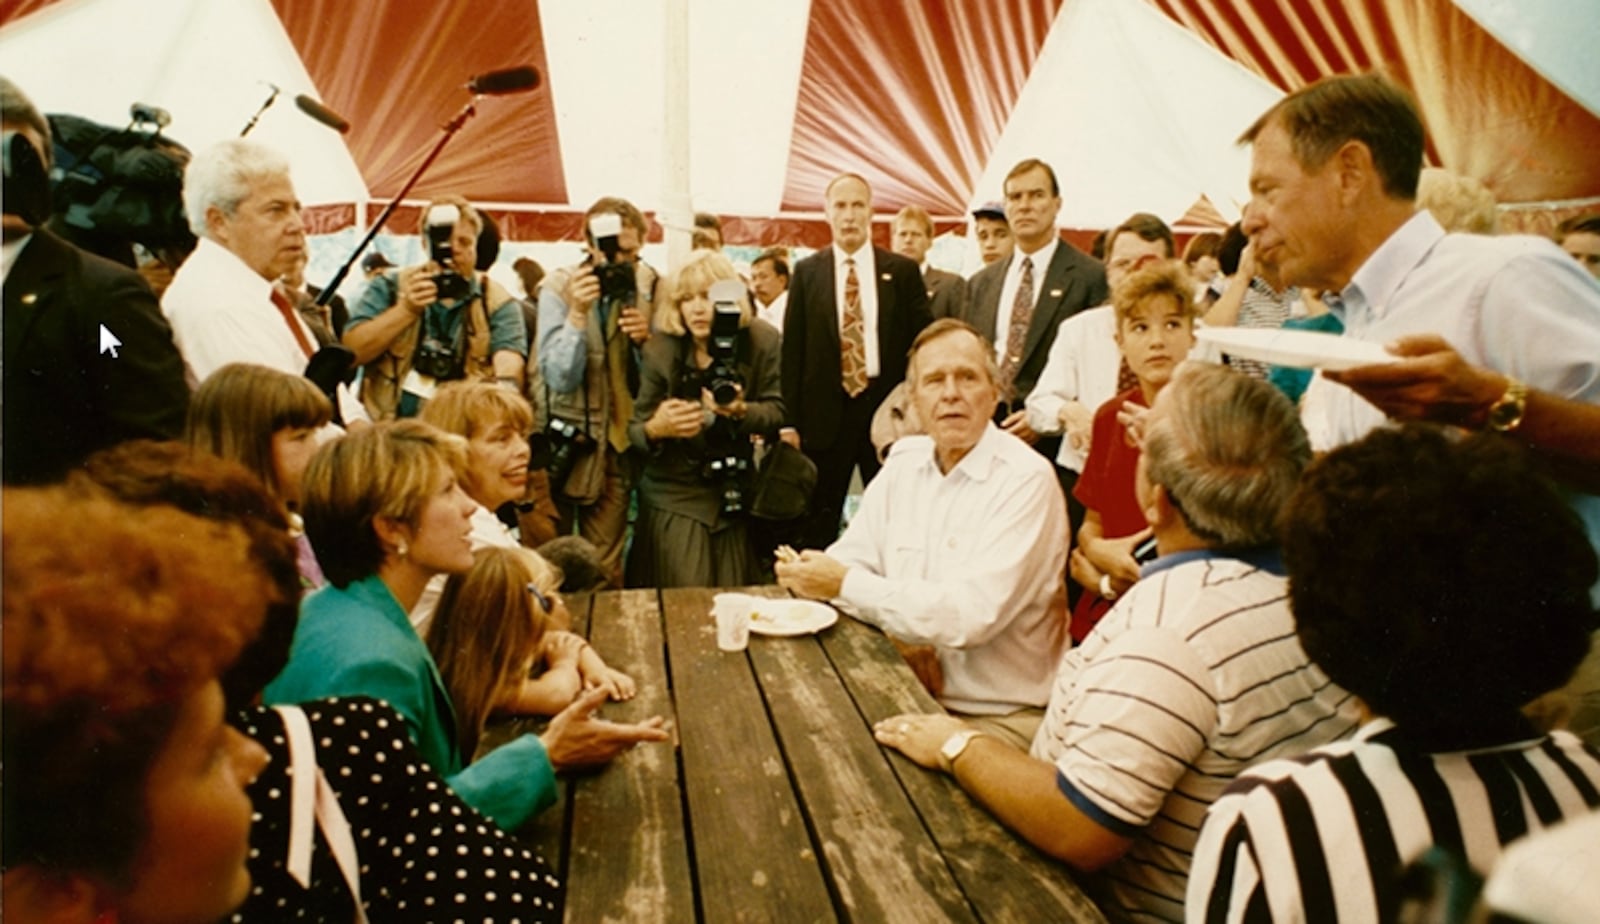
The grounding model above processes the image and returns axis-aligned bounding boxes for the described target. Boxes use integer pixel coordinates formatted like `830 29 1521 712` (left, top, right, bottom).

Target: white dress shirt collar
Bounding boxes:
1 232 32 283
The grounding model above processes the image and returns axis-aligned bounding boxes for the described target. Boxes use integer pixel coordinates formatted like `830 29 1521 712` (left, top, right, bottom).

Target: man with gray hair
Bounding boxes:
778 318 1068 740
873 361 1361 921
161 141 327 387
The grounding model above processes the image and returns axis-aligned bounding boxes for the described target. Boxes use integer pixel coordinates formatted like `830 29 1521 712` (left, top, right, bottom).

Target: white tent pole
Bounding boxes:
661 0 693 271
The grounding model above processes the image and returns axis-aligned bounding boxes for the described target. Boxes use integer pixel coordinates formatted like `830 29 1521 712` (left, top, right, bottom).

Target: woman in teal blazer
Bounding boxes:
265 421 667 831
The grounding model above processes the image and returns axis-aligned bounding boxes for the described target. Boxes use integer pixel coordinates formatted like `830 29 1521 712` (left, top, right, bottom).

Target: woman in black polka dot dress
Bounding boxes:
231 697 562 922
76 443 564 922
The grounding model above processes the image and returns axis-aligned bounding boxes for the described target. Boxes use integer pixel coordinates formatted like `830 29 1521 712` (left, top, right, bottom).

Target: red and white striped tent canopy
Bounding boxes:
4 0 1596 256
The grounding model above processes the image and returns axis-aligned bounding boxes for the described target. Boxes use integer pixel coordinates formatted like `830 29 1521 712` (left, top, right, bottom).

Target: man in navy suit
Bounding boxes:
782 173 931 548
963 159 1107 460
2 77 189 485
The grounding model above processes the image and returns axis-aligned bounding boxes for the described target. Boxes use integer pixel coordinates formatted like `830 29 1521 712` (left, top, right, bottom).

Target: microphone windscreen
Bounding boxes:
468 66 541 96
294 94 351 133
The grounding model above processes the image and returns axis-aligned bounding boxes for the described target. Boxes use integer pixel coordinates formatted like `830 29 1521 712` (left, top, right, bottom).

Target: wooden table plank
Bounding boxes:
560 588 695 923
745 588 979 924
662 586 836 923
820 615 1109 923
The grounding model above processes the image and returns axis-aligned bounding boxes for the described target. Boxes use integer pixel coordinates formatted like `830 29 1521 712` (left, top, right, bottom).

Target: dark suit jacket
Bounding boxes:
963 240 1107 404
924 266 965 319
782 246 931 452
3 228 190 484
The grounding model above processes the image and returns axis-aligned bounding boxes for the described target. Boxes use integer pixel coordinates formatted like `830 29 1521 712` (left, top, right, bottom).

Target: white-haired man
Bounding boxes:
162 140 362 420
873 362 1361 921
778 319 1068 744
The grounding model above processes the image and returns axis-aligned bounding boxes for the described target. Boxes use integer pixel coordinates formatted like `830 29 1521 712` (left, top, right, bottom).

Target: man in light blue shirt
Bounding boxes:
1239 72 1600 743
536 197 659 585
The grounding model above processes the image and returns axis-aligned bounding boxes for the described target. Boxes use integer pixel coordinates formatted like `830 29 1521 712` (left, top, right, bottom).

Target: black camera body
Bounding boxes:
593 258 636 304
426 205 471 302
539 417 594 486
412 333 465 381
704 279 747 406
703 453 751 516
588 212 637 305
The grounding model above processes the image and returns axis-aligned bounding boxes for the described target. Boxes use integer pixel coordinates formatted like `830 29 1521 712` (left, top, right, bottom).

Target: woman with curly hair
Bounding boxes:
3 487 271 924
78 441 564 921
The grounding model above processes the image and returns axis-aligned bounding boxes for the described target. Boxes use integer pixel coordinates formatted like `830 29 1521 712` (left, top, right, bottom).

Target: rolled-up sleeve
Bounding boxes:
537 279 587 393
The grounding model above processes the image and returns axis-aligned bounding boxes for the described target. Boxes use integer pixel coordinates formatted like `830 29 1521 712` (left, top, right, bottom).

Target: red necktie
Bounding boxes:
841 259 868 397
271 288 316 359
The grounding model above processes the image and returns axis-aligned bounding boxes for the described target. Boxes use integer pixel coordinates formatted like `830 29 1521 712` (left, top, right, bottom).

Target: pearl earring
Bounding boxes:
397 541 409 559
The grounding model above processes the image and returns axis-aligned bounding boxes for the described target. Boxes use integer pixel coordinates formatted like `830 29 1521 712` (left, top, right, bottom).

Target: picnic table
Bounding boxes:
487 585 1108 923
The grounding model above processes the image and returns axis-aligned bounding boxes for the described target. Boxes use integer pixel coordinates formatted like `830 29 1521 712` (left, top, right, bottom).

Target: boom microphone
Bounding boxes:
294 94 351 133
129 102 172 129
467 66 541 96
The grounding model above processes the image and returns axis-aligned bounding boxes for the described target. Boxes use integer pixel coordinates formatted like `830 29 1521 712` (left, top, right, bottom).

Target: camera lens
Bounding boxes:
710 378 739 406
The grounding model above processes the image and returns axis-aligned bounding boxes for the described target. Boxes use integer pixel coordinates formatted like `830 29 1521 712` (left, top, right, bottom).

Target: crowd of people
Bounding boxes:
5 65 1600 923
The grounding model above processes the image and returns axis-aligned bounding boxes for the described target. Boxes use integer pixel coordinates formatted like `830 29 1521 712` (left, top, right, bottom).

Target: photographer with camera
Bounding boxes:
343 196 527 420
536 197 660 586
624 250 784 588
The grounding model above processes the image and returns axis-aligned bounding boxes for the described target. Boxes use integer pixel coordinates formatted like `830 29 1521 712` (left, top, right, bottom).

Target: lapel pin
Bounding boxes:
21 293 37 305
1049 289 1063 298
881 273 892 281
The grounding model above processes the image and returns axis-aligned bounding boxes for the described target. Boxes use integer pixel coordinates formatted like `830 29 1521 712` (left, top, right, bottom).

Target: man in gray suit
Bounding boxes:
963 159 1107 456
893 205 964 319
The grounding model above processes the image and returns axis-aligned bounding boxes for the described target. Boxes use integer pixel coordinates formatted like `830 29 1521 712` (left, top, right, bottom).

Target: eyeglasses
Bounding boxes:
526 582 558 614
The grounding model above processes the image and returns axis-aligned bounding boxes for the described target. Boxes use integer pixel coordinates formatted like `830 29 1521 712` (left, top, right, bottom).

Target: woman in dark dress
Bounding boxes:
625 250 785 587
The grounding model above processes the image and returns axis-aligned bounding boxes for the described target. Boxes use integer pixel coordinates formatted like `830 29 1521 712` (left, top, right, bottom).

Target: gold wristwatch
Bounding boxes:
1485 377 1528 433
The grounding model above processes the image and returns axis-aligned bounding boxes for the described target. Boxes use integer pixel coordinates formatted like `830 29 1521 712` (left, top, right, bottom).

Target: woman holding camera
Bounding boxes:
626 250 785 588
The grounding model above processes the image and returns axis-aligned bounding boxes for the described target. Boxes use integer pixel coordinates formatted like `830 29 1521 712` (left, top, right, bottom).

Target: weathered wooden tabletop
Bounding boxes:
489 585 1108 923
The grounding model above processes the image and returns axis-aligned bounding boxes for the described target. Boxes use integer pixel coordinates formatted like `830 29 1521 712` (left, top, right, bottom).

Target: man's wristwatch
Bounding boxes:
1485 377 1528 432
939 729 985 773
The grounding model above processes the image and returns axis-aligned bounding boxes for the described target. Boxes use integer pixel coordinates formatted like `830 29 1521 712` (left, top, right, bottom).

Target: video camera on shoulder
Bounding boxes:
588 213 637 305
425 204 472 302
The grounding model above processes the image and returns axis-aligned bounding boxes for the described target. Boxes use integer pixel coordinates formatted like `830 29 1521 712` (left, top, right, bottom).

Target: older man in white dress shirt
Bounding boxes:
777 318 1068 744
162 139 363 421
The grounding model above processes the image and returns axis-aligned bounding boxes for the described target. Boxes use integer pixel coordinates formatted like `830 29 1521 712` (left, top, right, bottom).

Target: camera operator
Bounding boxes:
623 250 784 588
2 77 190 485
536 197 660 586
343 196 527 420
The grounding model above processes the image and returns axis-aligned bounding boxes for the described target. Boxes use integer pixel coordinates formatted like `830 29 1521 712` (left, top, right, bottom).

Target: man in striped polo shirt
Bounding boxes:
1187 426 1600 922
875 362 1362 921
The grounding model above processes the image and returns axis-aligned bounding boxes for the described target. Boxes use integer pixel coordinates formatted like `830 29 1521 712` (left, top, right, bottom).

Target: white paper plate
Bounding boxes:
1196 327 1394 371
744 598 839 636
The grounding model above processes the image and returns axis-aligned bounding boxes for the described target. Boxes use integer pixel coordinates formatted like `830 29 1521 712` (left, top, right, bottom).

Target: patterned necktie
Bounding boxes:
999 256 1034 396
270 287 315 358
840 259 868 397
1116 357 1139 394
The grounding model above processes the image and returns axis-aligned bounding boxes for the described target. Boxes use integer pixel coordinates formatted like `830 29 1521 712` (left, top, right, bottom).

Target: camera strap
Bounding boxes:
543 371 593 444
